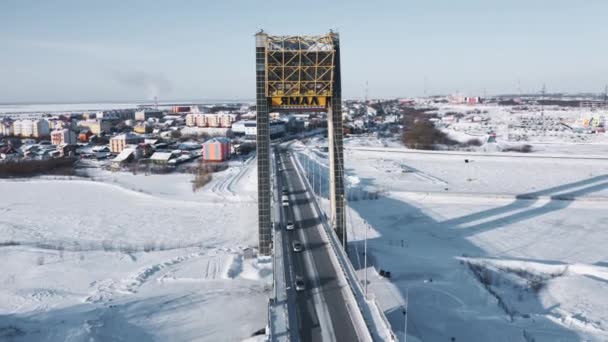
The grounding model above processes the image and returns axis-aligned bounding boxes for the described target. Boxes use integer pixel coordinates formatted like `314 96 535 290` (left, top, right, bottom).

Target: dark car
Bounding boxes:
295 276 305 291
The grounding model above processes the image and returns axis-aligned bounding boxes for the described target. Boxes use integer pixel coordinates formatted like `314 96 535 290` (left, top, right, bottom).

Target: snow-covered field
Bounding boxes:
299 138 608 341
0 157 270 341
431 103 608 146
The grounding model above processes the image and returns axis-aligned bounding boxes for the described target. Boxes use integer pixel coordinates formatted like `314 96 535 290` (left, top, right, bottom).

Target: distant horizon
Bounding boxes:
1 90 607 107
0 99 256 106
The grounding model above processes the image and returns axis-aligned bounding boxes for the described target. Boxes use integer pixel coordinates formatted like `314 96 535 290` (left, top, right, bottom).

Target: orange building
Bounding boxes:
201 137 231 161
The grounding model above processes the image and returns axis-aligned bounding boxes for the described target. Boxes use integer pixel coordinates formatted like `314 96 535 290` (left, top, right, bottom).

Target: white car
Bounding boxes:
285 221 294 230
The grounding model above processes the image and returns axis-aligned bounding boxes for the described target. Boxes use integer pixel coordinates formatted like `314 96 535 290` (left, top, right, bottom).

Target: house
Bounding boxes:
149 151 176 164
133 123 151 134
0 145 20 160
178 142 202 151
79 129 93 142
201 137 231 162
112 147 137 165
57 144 77 157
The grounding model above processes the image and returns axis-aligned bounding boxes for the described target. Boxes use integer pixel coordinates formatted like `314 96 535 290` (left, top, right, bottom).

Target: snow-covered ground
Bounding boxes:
431 103 608 146
0 157 269 341
298 139 608 341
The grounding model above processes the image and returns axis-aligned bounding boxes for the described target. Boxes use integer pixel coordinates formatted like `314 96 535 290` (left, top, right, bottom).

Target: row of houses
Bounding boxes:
106 131 231 162
109 136 231 165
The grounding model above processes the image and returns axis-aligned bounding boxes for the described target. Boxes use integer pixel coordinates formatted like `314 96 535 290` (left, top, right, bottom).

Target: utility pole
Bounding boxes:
403 288 409 342
312 157 315 197
364 220 368 297
540 83 546 116
423 76 428 97
317 164 323 197
342 194 346 249
603 84 607 107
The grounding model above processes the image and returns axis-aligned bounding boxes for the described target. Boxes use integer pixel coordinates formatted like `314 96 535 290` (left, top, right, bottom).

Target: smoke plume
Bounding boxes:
113 71 172 100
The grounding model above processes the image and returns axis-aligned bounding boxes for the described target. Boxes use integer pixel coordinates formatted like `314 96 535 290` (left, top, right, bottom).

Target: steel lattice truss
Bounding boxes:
265 35 335 97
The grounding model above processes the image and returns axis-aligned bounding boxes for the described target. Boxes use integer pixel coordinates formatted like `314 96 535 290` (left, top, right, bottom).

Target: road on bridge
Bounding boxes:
276 148 360 342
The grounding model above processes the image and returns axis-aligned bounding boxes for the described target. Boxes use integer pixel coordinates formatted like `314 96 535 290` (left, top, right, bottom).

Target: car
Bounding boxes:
282 199 289 207
294 276 305 291
292 240 303 252
285 221 294 230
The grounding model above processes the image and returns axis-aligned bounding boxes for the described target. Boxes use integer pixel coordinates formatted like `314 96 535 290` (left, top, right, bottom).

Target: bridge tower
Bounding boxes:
255 31 346 255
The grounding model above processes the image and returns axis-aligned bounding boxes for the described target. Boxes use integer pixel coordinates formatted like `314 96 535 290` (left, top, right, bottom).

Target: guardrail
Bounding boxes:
292 153 397 341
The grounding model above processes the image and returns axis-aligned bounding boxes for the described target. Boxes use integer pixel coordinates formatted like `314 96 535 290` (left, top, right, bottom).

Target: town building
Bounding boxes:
185 113 237 128
50 129 77 145
133 123 152 134
232 120 285 138
47 116 73 130
135 109 163 121
96 109 135 120
78 119 111 135
171 106 196 113
201 137 231 161
109 133 144 153
219 114 237 128
0 121 13 136
78 129 93 142
12 119 50 137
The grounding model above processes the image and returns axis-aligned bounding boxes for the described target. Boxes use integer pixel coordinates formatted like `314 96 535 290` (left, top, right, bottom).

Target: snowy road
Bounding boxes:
277 150 360 342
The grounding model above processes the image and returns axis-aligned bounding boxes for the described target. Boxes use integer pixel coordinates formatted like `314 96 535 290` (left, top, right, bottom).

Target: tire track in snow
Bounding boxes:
85 251 209 303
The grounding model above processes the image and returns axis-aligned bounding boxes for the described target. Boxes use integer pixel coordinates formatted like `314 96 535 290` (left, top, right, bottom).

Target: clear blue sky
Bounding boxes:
1 0 607 103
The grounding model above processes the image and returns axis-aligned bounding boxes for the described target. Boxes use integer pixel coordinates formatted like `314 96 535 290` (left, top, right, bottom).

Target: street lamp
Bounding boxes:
364 221 368 297
402 287 409 342
402 307 407 342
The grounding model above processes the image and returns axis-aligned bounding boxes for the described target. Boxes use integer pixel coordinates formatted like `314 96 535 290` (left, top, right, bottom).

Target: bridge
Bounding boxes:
256 31 396 341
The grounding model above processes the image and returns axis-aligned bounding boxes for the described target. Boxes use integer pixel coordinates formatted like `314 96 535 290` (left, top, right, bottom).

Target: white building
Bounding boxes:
233 120 285 137
231 121 247 134
185 113 237 128
12 119 50 138
0 122 13 136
